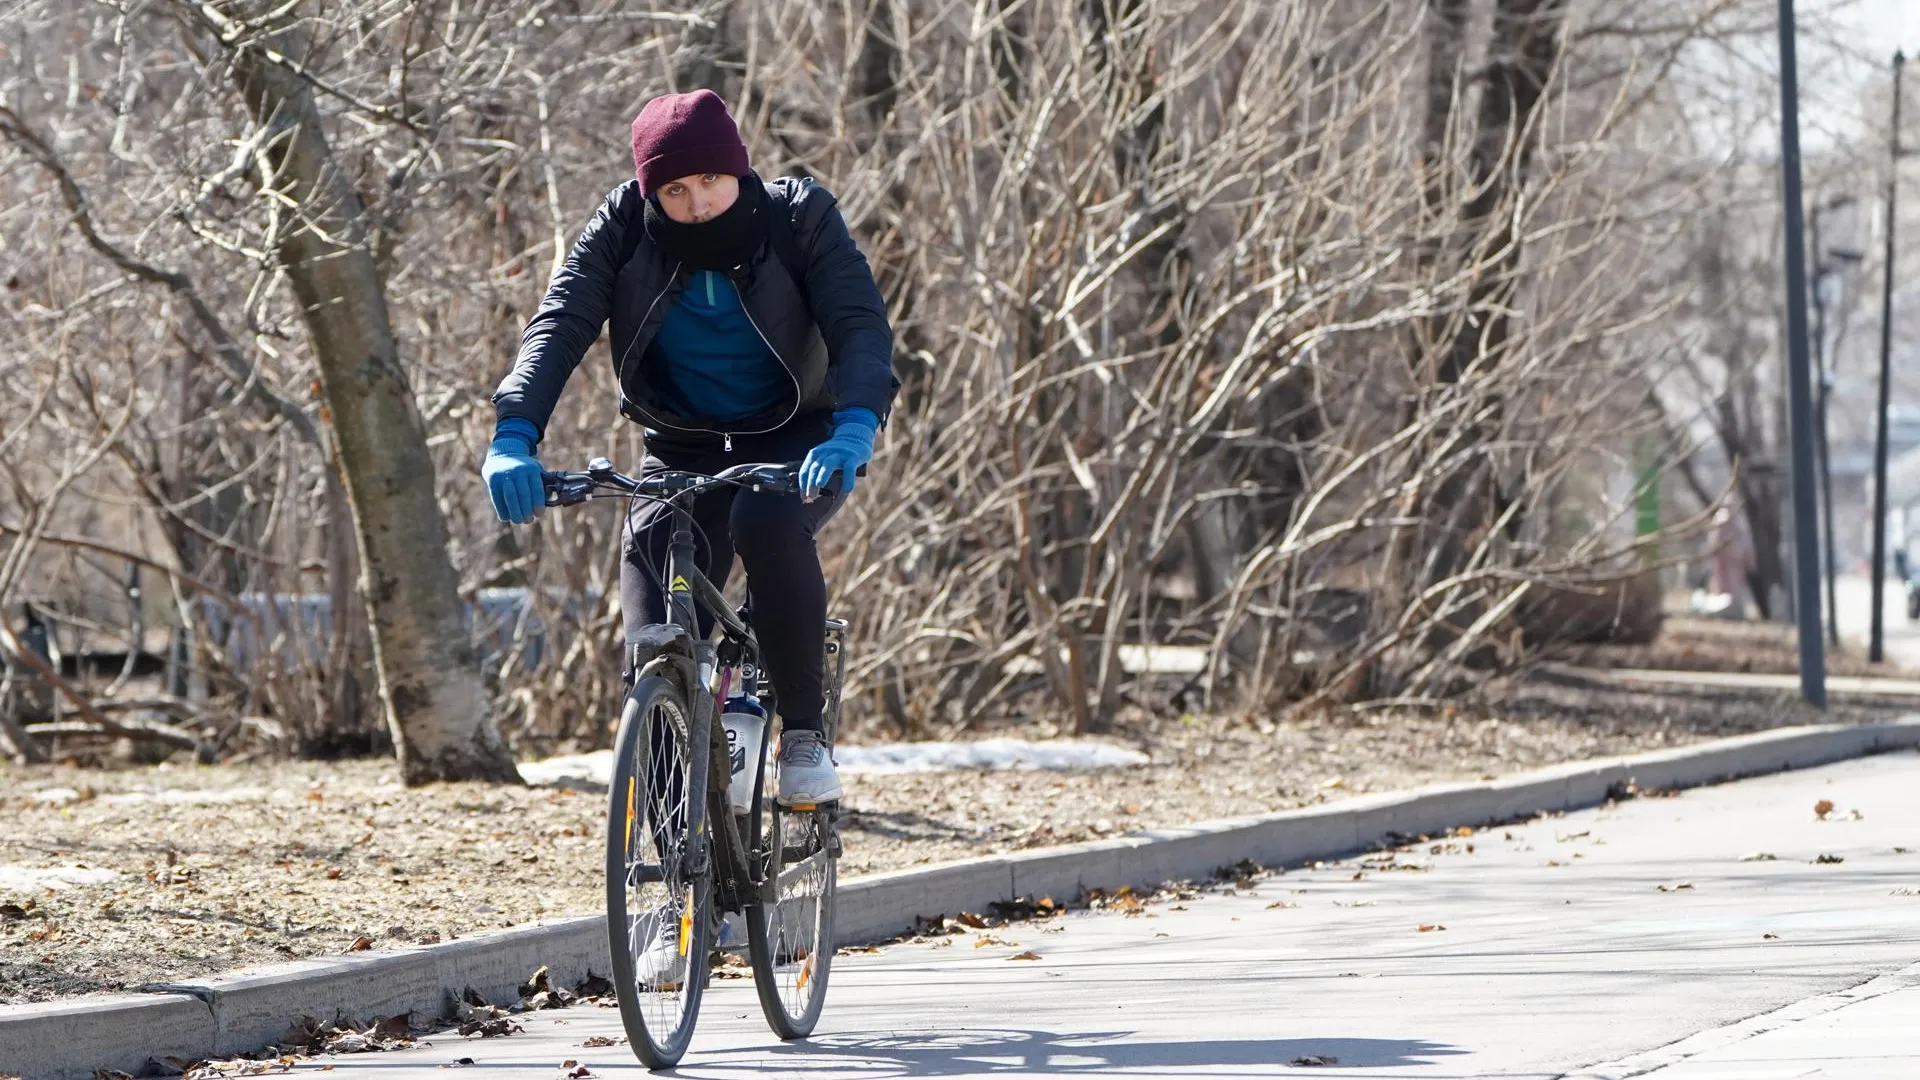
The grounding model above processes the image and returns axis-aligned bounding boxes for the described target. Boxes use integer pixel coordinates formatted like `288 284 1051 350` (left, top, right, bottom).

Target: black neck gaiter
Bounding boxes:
643 174 768 272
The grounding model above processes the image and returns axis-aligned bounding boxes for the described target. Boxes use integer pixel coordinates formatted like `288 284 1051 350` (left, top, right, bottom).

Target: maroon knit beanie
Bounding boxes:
630 90 751 196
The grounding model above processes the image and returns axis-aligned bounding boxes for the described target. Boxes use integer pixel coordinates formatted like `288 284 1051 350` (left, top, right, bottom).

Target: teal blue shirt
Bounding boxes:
647 270 793 423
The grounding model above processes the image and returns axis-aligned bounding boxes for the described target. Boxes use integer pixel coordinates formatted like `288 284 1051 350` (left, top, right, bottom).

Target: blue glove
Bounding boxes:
483 418 545 524
800 408 878 502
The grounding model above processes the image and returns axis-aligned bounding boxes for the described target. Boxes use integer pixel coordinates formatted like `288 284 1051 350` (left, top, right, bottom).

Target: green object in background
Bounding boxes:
1634 437 1660 565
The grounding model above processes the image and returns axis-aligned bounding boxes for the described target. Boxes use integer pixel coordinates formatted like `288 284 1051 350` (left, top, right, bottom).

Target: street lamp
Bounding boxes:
1871 50 1909 664
1776 0 1827 706
1809 194 1862 649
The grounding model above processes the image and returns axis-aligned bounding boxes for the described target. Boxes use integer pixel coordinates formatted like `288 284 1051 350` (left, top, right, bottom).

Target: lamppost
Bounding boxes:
1809 195 1863 649
1871 50 1909 664
1777 0 1827 706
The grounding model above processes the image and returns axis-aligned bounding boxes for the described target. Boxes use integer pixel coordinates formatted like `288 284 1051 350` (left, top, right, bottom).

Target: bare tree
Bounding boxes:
0 0 1886 768
181 1 518 783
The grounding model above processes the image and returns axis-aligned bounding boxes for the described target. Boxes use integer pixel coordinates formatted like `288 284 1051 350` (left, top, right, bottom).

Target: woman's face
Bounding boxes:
655 173 740 224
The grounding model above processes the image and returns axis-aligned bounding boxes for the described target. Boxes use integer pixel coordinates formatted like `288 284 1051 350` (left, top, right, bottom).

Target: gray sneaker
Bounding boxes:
634 902 686 987
776 729 843 806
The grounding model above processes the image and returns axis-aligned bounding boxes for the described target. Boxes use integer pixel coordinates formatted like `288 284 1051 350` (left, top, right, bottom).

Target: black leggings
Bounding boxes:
619 419 841 732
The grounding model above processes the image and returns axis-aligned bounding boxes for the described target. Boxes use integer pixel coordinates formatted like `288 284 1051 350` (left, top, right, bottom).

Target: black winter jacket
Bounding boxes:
492 177 897 451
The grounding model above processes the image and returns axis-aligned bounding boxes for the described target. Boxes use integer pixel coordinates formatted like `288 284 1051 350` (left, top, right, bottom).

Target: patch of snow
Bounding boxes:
101 787 270 806
25 786 271 807
0 864 118 891
1002 644 1208 676
519 737 1147 788
834 738 1150 774
518 753 615 787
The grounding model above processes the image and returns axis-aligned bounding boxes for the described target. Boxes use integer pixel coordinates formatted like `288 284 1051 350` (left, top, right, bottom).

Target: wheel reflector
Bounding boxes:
625 777 636 851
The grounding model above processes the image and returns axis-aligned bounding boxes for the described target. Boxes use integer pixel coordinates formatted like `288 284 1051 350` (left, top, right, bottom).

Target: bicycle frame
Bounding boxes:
552 457 846 1058
547 457 840 912
654 499 769 915
664 509 848 913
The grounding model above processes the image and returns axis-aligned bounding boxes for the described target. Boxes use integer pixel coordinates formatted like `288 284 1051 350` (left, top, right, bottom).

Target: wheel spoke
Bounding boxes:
752 804 835 1033
606 680 710 1066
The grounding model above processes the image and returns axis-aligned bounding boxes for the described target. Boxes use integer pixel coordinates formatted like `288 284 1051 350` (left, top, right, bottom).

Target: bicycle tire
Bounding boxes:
747 800 838 1039
605 674 714 1069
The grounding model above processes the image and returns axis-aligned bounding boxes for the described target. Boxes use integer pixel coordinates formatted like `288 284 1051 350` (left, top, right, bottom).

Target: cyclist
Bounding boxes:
483 89 897 810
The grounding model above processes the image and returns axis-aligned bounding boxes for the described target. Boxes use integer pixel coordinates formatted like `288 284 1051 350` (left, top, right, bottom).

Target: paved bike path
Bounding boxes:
315 749 1920 1078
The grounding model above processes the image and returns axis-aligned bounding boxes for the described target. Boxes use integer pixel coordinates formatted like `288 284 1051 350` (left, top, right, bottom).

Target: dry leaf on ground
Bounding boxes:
1814 799 1835 820
458 1017 522 1038
323 1033 372 1054
369 1014 412 1041
1007 951 1042 960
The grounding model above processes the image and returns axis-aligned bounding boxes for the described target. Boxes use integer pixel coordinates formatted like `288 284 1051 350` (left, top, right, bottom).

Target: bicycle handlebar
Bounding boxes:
541 458 801 508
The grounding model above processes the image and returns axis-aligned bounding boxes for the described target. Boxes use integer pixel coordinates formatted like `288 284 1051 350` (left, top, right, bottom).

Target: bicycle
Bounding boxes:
544 457 846 1069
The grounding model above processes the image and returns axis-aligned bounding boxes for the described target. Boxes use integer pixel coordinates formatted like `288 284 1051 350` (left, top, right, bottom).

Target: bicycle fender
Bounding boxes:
626 623 697 689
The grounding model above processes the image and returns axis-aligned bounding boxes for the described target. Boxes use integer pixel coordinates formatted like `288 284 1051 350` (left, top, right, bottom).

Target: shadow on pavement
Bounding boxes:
677 1027 1466 1075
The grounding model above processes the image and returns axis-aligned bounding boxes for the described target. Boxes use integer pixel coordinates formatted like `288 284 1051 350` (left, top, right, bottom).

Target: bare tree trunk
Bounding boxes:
674 1 737 95
204 1 518 784
1402 0 1569 603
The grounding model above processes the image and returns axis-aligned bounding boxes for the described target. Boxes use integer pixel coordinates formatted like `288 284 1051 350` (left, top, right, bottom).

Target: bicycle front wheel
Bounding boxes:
605 674 714 1069
747 802 838 1039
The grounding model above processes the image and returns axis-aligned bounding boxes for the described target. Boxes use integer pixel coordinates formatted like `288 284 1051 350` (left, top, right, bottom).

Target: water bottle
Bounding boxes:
719 690 767 815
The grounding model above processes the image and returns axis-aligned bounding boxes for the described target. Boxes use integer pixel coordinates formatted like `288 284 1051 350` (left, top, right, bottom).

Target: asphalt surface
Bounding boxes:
313 750 1920 1078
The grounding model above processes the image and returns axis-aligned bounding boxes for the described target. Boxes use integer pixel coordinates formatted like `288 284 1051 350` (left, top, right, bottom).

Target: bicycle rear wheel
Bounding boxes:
747 801 838 1039
605 674 714 1069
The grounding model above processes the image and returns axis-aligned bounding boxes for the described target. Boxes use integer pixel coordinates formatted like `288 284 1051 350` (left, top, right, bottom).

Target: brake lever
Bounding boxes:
748 465 801 494
542 472 592 507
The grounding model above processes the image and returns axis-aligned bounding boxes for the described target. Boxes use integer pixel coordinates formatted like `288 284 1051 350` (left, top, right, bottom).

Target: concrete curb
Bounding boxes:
6 717 1918 1079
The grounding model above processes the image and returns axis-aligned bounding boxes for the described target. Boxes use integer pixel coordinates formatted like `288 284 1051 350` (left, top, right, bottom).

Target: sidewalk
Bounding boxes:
1640 984 1920 1079
227 748 1920 1079
1578 966 1920 1079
